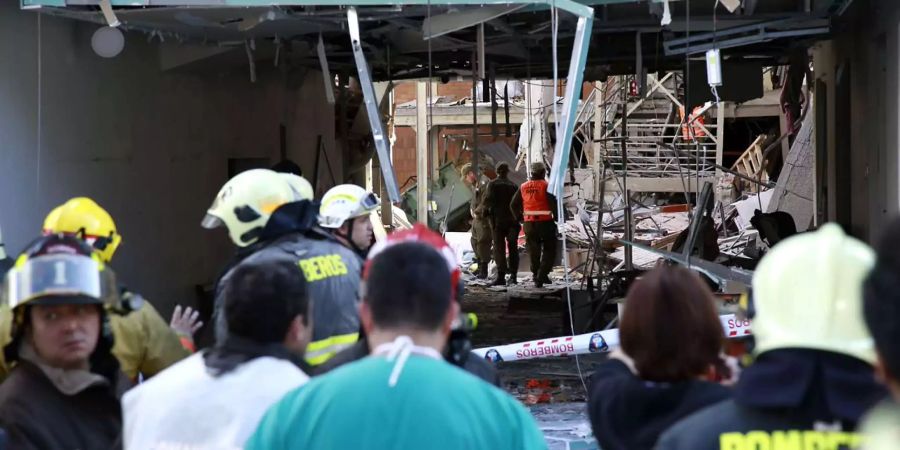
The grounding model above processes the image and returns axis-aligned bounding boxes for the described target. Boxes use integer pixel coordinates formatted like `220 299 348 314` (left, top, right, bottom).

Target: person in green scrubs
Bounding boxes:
247 242 547 450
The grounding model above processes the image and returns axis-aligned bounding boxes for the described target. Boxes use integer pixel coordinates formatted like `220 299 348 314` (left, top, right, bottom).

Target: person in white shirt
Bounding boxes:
121 258 313 450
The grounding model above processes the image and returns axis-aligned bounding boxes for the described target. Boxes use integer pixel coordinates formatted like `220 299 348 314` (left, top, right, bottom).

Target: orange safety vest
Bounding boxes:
520 179 553 222
679 106 707 141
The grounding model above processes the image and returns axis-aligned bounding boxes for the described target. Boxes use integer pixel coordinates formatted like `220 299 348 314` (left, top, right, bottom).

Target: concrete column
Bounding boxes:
381 86 393 230
525 80 552 168
523 81 533 176
416 81 429 225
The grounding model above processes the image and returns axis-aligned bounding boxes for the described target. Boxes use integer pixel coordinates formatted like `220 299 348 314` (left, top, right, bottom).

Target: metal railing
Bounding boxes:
602 121 718 177
596 74 717 179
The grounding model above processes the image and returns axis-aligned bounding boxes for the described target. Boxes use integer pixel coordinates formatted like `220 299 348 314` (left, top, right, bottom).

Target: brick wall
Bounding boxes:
393 80 475 104
438 82 476 100
393 127 418 189
395 80 593 103
389 80 593 189
394 82 416 103
393 124 519 189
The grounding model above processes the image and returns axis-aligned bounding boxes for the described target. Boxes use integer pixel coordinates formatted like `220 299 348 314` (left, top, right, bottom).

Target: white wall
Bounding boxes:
0 4 336 316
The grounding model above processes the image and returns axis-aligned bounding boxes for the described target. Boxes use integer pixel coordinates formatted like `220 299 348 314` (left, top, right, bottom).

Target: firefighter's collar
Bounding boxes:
19 341 108 396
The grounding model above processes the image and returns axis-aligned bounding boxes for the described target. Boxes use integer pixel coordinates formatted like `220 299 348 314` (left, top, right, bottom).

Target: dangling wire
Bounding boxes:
710 0 722 104
551 1 560 143
709 1 723 207
36 13 43 198
427 0 434 172
686 0 699 200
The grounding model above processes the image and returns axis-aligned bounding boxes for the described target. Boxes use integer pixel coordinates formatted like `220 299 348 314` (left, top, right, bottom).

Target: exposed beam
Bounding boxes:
548 13 593 197
24 0 602 13
97 0 120 26
710 102 781 118
422 4 527 40
664 17 830 55
317 34 335 105
349 7 401 202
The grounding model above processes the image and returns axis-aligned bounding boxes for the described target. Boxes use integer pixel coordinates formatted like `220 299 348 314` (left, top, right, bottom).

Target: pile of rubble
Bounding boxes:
558 103 815 288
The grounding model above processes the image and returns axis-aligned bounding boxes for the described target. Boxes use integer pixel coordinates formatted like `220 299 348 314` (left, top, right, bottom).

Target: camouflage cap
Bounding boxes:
459 163 474 179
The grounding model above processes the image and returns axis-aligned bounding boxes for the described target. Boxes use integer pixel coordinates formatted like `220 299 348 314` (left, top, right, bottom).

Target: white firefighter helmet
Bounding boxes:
751 223 876 364
318 184 380 229
202 169 297 247
281 173 314 202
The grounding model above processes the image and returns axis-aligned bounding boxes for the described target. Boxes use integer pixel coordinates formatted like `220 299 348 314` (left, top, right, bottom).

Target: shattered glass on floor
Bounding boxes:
531 403 599 450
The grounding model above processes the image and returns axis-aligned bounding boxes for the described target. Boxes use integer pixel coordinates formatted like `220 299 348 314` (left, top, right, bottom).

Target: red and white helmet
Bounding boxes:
363 224 462 302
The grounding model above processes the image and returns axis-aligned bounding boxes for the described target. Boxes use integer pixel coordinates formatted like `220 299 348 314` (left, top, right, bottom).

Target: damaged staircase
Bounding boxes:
597 73 719 195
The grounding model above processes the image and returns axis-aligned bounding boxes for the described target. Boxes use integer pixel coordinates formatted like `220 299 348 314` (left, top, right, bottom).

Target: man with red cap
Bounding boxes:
316 224 498 385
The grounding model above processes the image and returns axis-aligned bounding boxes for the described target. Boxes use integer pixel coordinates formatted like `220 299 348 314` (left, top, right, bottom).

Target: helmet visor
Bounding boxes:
2 254 117 310
201 213 225 230
358 192 381 214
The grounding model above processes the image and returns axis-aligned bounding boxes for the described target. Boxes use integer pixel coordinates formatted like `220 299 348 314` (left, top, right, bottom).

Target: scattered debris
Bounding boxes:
532 404 599 450
732 134 769 193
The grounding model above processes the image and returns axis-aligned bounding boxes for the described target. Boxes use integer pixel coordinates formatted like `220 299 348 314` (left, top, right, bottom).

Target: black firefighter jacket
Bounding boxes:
0 361 122 449
213 200 363 367
655 349 888 450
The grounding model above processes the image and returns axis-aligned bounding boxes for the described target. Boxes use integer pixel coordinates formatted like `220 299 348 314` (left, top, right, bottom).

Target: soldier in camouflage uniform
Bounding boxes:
461 163 492 279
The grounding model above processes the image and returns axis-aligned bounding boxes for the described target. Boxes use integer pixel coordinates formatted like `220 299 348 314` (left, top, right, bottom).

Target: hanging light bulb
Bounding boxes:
91 26 125 58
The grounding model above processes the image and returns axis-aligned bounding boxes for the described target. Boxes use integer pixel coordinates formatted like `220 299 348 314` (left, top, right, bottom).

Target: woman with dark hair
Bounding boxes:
587 265 732 450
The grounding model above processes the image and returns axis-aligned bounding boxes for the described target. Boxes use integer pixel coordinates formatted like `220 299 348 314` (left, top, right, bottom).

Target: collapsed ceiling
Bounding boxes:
28 0 851 80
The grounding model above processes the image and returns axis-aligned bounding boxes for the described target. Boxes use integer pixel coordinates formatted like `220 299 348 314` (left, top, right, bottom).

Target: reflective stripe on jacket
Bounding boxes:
214 231 363 367
305 332 360 366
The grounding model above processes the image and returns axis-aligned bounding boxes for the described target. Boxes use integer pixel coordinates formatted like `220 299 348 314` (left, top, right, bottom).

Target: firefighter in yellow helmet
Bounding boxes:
0 234 126 448
41 198 122 262
0 197 198 382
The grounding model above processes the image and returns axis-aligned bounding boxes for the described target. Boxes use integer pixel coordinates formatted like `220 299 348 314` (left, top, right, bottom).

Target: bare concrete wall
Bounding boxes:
0 5 335 316
812 0 900 243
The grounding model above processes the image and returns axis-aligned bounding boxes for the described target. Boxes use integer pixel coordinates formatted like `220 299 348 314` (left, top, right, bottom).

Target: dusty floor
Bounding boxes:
461 282 603 449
